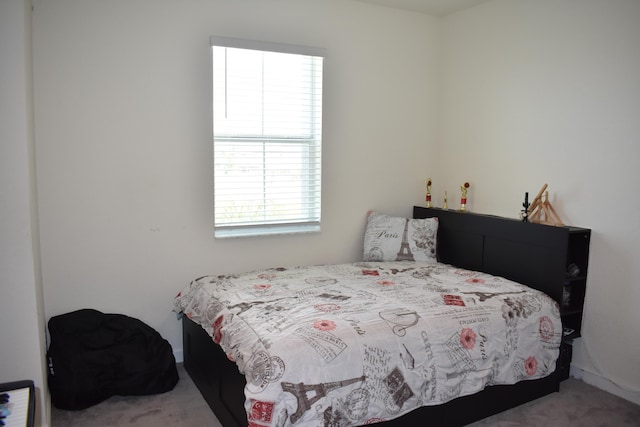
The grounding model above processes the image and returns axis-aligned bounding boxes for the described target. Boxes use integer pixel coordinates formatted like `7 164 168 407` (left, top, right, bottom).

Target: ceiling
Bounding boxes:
354 0 491 16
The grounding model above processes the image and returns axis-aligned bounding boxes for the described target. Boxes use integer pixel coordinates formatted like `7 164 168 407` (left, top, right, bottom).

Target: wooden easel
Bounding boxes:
528 183 563 226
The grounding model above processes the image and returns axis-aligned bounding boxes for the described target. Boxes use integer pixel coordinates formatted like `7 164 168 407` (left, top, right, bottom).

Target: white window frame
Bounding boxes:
211 37 325 238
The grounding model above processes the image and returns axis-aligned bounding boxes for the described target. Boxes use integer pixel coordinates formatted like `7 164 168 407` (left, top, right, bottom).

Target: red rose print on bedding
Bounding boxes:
465 277 485 285
253 283 271 290
460 328 477 350
525 356 538 376
314 319 337 331
362 269 380 276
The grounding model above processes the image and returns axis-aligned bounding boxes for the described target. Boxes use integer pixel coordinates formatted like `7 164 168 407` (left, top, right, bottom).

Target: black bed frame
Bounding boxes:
182 207 567 426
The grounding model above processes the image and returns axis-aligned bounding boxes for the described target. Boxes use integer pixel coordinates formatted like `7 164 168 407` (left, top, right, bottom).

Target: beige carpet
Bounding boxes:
51 364 220 427
51 364 640 426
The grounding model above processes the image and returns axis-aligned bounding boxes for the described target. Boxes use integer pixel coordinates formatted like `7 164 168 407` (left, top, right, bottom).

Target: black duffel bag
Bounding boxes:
47 308 179 410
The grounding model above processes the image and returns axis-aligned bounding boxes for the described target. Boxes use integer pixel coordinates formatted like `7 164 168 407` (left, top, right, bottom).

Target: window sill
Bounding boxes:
215 223 320 239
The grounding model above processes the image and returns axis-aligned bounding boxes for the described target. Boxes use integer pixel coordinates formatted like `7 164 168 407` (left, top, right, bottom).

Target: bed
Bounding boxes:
175 207 566 426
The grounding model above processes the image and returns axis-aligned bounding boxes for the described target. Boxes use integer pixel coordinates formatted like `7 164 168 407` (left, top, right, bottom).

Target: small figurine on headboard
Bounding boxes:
443 191 448 209
425 178 432 208
521 192 530 222
460 182 470 212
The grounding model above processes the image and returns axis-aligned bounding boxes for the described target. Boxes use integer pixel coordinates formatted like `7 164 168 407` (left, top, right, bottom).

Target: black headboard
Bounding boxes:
413 206 569 305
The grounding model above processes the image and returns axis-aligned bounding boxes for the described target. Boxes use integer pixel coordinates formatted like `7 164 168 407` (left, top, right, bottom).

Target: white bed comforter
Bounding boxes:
174 261 561 427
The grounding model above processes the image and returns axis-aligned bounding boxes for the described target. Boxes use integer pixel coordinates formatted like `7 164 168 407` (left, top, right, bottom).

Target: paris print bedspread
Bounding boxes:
174 261 562 427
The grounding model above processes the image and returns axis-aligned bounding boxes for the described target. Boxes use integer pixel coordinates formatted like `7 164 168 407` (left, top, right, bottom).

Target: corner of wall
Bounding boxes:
570 365 640 406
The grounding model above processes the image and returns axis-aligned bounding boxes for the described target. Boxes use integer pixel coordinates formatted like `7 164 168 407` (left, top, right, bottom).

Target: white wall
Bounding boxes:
0 0 50 425
32 0 439 361
439 0 640 403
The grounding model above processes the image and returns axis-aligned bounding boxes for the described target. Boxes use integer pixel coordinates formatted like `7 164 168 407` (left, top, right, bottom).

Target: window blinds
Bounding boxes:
212 37 325 238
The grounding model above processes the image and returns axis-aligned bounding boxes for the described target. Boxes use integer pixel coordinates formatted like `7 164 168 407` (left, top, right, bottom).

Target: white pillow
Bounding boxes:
363 212 438 262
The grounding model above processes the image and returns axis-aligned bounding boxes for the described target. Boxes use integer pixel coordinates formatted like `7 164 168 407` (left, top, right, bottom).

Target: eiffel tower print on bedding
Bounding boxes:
175 260 562 427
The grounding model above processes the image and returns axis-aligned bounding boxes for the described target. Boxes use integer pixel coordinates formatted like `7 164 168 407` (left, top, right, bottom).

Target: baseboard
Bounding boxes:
173 348 184 364
570 365 640 406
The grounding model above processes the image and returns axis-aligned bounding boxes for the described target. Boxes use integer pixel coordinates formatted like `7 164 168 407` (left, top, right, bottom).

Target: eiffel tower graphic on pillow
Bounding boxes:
396 218 415 261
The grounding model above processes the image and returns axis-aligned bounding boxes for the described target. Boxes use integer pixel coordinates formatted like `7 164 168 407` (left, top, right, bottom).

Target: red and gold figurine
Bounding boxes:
426 178 432 207
460 182 470 212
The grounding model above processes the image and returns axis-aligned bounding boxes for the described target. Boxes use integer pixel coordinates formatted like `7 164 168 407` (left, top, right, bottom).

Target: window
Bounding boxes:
212 37 325 238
